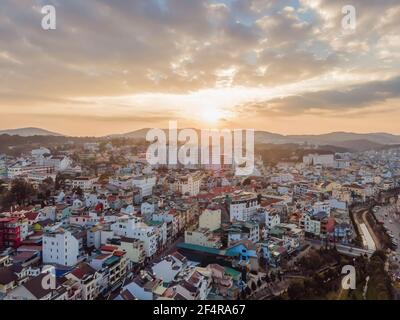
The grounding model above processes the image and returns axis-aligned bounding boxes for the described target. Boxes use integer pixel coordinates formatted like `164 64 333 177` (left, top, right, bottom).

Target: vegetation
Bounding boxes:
1 178 36 208
286 248 393 300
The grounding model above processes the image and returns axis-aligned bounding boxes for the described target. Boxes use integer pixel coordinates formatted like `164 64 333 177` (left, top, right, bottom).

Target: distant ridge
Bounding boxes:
0 127 63 137
112 129 400 146
2 127 400 150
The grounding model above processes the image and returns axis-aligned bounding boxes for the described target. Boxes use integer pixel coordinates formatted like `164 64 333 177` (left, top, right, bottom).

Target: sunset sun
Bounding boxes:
200 107 223 124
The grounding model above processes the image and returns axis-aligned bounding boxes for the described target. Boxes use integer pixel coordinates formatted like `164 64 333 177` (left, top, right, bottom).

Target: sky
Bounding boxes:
0 0 400 136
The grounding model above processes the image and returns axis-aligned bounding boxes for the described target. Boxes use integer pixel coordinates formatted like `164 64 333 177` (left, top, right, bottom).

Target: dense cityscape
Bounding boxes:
1 0 400 307
0 132 399 300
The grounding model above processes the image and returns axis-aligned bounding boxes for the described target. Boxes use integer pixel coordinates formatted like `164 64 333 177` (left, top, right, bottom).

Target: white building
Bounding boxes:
7 164 54 179
199 208 221 232
313 201 331 216
109 176 133 190
110 217 157 257
303 154 334 167
72 177 98 191
174 173 202 196
132 175 156 197
229 192 260 222
43 156 72 171
43 229 80 266
265 210 281 233
31 147 51 157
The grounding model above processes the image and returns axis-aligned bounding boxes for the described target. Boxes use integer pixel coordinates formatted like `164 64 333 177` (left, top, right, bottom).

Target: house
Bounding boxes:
151 254 186 284
199 208 221 232
118 237 146 265
132 175 156 197
43 228 80 266
89 251 128 289
226 221 259 246
185 228 222 249
229 192 260 222
66 263 100 300
72 176 98 191
115 271 163 300
5 273 54 300
0 264 29 295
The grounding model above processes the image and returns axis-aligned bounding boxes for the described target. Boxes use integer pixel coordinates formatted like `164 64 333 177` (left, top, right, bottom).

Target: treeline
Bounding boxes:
256 143 349 165
0 134 99 155
0 178 55 211
286 249 394 300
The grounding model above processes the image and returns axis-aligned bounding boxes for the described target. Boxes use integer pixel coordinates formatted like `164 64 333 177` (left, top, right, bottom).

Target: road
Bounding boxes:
305 239 374 257
374 205 400 259
352 207 380 251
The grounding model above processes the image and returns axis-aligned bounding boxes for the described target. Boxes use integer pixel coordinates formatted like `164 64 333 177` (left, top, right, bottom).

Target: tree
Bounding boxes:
0 179 5 194
287 281 305 300
2 179 35 207
74 186 83 197
258 248 267 270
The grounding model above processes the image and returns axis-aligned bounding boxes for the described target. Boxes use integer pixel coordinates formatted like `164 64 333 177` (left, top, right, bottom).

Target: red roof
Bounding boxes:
100 245 118 252
25 211 39 221
113 250 126 257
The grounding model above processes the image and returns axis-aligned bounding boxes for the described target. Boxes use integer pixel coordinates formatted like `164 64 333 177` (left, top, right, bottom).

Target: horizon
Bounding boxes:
1 125 400 138
1 1 399 136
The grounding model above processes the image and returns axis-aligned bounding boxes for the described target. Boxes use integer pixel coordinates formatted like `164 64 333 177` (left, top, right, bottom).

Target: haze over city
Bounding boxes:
0 0 400 136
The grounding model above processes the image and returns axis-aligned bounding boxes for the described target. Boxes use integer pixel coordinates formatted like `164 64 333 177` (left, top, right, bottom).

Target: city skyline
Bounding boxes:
1 0 400 136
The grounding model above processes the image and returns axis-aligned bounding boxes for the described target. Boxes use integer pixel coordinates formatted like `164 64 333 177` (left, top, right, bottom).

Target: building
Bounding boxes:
66 263 101 300
199 208 221 232
226 221 259 245
7 164 54 179
303 154 334 167
119 237 146 265
0 218 22 249
174 172 202 196
229 192 260 222
71 177 98 191
185 228 222 249
43 229 80 266
132 175 156 197
299 212 334 238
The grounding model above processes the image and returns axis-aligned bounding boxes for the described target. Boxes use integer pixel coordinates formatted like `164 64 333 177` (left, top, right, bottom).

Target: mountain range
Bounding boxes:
0 127 63 137
2 127 400 151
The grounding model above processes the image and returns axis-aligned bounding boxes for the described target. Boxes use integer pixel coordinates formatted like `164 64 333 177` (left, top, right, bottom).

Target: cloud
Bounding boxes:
242 76 400 116
0 0 399 134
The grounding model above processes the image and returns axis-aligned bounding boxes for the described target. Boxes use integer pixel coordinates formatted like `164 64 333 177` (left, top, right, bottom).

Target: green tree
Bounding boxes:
2 179 35 207
287 281 305 300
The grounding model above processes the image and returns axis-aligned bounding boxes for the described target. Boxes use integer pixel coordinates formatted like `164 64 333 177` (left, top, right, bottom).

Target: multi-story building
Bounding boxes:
132 175 156 197
66 263 101 300
185 228 222 249
229 192 260 222
118 237 146 265
303 154 334 167
7 164 54 179
71 176 98 191
43 229 80 266
174 172 202 196
199 208 221 232
0 218 22 249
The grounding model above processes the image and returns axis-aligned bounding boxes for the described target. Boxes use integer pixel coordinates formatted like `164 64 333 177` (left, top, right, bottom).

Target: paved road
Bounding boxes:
374 205 400 259
305 239 374 257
